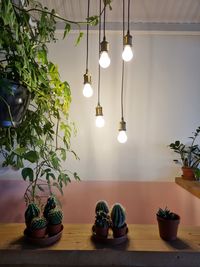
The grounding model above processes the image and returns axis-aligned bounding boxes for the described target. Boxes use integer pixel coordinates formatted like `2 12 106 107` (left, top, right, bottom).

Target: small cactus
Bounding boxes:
111 203 126 228
95 210 110 228
30 217 47 231
25 203 40 225
48 209 63 225
43 196 57 219
95 200 109 214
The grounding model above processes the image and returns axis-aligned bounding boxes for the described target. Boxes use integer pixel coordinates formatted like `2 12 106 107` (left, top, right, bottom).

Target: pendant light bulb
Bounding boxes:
117 120 127 143
99 39 110 69
95 105 105 128
122 45 133 62
83 72 93 98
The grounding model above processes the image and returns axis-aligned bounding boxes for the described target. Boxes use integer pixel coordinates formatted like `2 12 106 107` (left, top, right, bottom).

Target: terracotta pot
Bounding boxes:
182 167 195 180
112 224 127 238
48 223 62 236
29 227 47 239
157 215 180 241
94 225 109 238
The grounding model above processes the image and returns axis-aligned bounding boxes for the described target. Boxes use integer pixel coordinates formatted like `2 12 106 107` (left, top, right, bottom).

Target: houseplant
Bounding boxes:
47 208 63 236
94 210 110 238
29 216 47 238
169 126 200 180
156 207 180 241
95 200 109 214
111 203 127 238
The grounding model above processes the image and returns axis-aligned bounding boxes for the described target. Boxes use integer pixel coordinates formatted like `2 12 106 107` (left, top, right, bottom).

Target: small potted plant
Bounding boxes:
95 200 109 214
43 196 57 219
94 210 110 238
25 203 40 228
156 207 180 241
111 203 127 238
169 126 200 180
47 208 63 236
29 217 47 239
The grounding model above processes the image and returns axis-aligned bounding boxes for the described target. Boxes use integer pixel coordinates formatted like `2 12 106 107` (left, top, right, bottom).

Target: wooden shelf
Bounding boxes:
175 177 200 199
0 223 200 267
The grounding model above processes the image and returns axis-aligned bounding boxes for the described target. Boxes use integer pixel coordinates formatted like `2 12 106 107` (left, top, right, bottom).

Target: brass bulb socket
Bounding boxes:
100 39 109 52
123 33 132 47
96 105 103 116
119 120 126 131
83 72 91 84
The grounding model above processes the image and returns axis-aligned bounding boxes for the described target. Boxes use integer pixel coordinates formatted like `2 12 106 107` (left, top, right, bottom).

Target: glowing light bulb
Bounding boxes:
99 51 110 69
95 115 105 128
83 83 93 98
122 45 133 62
117 130 127 143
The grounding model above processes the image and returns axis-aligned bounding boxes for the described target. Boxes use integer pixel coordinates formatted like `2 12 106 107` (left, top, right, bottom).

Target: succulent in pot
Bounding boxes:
29 217 47 238
47 208 63 236
94 210 110 238
169 126 200 180
156 207 180 241
95 200 109 214
25 203 40 227
43 196 57 219
111 203 127 238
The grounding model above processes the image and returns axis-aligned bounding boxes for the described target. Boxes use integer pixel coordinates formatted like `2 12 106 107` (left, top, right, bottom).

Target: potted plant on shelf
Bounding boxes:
95 200 109 215
47 208 63 236
156 207 180 241
29 217 47 239
111 203 127 238
169 126 200 180
94 210 110 238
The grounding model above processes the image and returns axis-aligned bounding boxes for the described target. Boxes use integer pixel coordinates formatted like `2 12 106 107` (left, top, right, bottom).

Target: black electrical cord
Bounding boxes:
86 0 90 71
98 0 101 106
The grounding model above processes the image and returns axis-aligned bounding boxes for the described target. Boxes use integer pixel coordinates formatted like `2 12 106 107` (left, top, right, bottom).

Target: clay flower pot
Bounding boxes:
182 167 195 180
48 223 62 236
94 225 109 238
157 215 180 241
112 224 128 238
29 227 47 239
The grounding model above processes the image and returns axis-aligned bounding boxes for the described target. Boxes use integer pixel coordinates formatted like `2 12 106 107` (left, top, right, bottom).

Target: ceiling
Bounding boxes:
39 0 200 32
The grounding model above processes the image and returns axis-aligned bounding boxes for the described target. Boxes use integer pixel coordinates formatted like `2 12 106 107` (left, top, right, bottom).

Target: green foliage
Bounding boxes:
111 203 126 228
25 203 40 224
30 216 47 230
95 210 110 228
43 196 57 219
95 200 109 214
169 126 200 167
157 207 179 220
47 208 63 225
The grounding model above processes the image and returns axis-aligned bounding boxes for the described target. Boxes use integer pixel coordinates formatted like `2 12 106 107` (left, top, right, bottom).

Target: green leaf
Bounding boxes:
21 168 34 182
74 172 80 181
75 32 84 46
14 147 26 156
24 151 39 163
63 23 71 39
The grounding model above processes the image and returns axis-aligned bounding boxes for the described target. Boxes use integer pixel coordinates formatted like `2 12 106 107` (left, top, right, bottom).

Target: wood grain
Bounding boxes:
175 177 200 199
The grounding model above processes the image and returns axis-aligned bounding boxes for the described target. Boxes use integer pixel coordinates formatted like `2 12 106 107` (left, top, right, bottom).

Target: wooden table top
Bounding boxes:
0 223 200 267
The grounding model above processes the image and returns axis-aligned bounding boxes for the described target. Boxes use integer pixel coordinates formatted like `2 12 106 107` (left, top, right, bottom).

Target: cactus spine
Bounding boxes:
43 196 57 219
95 200 109 214
111 203 126 228
30 217 47 230
48 209 63 225
25 203 40 225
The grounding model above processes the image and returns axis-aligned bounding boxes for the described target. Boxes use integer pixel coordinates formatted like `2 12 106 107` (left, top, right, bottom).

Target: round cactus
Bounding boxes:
111 203 126 228
48 209 63 225
43 196 57 219
25 203 40 225
30 217 47 231
95 200 109 214
95 210 110 228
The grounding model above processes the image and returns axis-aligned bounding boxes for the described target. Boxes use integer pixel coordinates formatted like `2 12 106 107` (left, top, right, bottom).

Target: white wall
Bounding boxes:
1 31 200 181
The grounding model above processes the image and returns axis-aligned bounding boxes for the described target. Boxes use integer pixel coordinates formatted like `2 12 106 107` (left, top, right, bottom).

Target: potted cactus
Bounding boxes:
111 203 127 238
157 207 180 241
25 203 40 228
95 200 109 214
29 217 47 238
47 208 63 236
43 196 57 219
94 210 110 238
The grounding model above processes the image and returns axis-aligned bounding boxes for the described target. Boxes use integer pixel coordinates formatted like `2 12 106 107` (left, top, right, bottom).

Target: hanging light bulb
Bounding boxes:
117 120 127 143
95 105 105 128
122 32 134 62
83 71 93 97
99 38 110 68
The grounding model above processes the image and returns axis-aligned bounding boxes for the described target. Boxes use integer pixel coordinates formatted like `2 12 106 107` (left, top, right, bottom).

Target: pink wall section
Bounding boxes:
0 180 200 225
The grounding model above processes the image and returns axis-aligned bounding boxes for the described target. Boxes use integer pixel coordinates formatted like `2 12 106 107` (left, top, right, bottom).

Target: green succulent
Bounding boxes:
95 210 110 228
48 209 63 225
95 200 109 214
157 207 179 220
111 203 126 228
30 217 47 231
43 196 57 219
25 203 40 225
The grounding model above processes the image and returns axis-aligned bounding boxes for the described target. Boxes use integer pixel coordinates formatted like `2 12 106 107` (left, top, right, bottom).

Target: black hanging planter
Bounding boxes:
0 79 30 127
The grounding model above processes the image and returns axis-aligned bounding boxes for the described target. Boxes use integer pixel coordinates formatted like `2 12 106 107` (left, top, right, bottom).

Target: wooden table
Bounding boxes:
0 224 200 267
176 177 200 199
